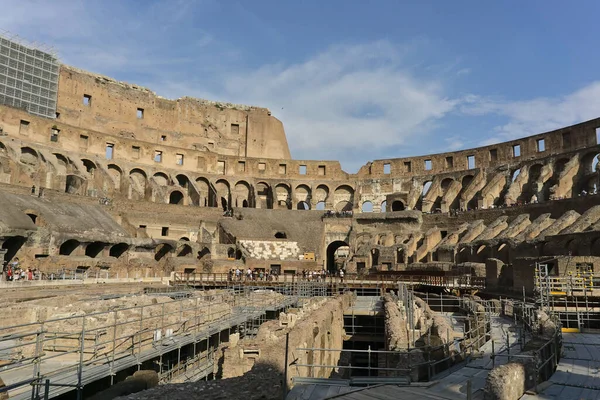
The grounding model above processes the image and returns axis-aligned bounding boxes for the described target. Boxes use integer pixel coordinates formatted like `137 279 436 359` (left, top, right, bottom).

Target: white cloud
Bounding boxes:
463 82 600 145
176 42 460 171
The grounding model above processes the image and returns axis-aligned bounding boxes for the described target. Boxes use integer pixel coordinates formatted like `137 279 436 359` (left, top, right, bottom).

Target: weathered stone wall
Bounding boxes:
221 293 353 384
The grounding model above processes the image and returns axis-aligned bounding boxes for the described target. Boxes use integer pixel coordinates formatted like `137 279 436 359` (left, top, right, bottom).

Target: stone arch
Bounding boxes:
2 236 27 263
65 174 85 195
475 244 490 263
227 247 235 258
391 200 405 211
275 183 292 209
334 185 354 212
380 200 387 213
255 182 273 209
233 180 251 208
198 247 211 259
361 200 373 213
195 177 214 207
326 240 349 273
169 190 184 205
295 184 312 206
176 174 191 188
53 153 70 174
519 163 544 203
315 184 330 204
177 244 193 257
496 242 510 264
152 172 170 186
109 243 129 258
316 201 326 210
431 177 454 210
59 239 80 256
460 175 478 210
297 201 310 210
155 243 174 261
20 147 39 166
215 179 231 210
129 168 147 198
107 164 122 191
81 159 96 175
581 151 600 175
85 242 106 258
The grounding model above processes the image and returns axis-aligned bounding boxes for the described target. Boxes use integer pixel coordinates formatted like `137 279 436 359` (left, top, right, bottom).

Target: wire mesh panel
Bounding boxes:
0 33 59 118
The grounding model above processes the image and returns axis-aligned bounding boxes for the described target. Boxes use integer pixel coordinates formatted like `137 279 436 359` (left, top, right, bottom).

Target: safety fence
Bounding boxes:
292 293 491 384
172 272 486 290
498 300 562 390
0 290 297 400
291 295 561 388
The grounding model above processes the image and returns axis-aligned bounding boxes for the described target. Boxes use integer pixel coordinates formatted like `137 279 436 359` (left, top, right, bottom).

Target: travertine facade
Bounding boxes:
2 60 600 293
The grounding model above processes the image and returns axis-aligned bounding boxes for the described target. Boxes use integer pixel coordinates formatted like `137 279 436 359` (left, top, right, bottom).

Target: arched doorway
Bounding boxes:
326 241 349 273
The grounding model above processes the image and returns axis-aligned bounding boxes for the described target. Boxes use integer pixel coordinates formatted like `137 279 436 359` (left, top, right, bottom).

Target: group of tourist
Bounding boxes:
322 210 353 218
228 268 280 282
227 267 346 282
1 258 37 282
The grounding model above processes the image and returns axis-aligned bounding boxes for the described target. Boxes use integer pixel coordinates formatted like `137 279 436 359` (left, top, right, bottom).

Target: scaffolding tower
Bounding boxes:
0 30 60 119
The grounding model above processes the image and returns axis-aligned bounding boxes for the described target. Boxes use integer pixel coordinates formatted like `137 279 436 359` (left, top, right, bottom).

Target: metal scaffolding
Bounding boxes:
0 30 59 119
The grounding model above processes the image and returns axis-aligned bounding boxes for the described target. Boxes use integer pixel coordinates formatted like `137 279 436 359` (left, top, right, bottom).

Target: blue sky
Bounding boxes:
3 0 600 172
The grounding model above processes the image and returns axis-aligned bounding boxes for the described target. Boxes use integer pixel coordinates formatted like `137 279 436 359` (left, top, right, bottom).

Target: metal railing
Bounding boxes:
0 291 297 399
172 272 486 290
292 294 490 384
498 299 562 391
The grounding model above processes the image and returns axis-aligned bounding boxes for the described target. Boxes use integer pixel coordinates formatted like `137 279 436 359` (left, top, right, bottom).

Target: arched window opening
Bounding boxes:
380 200 387 213
361 201 373 213
275 232 287 239
316 201 326 210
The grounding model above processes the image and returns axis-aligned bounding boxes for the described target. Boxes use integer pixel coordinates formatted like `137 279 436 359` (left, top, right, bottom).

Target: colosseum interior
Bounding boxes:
0 34 599 400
